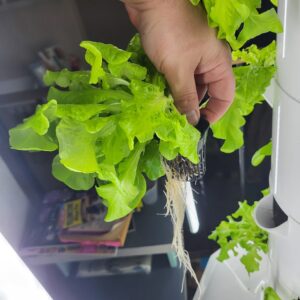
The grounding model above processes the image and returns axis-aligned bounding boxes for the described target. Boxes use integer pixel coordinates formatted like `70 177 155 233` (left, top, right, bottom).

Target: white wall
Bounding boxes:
0 156 30 248
75 0 135 48
0 0 85 81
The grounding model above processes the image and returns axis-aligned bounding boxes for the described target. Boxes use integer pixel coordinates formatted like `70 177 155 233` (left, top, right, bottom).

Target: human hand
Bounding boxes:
123 0 235 125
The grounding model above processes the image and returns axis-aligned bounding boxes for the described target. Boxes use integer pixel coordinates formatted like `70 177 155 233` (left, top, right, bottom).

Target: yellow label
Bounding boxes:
63 199 83 228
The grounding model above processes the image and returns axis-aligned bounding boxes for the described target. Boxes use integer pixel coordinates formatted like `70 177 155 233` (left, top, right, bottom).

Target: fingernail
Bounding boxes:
186 110 199 125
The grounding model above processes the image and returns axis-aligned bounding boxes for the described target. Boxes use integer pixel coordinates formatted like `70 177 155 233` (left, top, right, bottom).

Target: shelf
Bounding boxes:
0 0 52 13
0 87 47 108
32 255 187 300
24 179 175 265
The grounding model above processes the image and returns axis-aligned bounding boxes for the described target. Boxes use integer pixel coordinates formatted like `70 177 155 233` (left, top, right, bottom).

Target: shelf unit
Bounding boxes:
32 254 187 300
23 180 178 268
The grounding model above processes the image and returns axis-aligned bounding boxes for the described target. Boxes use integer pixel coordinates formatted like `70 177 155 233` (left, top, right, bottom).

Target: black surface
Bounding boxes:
0 88 68 201
195 117 209 135
75 0 136 49
125 179 173 248
273 198 288 227
184 102 272 255
32 255 186 300
0 104 45 207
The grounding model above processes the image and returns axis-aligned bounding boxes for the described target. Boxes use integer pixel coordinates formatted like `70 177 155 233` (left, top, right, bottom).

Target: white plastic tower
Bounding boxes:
194 1 300 299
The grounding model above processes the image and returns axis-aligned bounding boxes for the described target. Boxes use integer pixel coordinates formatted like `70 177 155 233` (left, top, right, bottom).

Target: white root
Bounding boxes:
164 163 202 296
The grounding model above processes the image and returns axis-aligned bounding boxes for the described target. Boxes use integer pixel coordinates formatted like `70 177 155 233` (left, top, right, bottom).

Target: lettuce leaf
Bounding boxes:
252 141 272 167
52 155 95 190
202 0 282 49
56 118 99 173
80 41 105 84
237 9 282 48
140 140 165 180
101 126 131 165
43 69 90 90
108 62 147 81
261 187 270 197
10 37 200 221
82 41 132 65
232 41 276 67
48 86 132 104
211 42 276 153
56 104 115 121
190 0 200 6
270 0 278 7
209 201 269 273
9 125 58 152
9 100 58 151
264 287 281 300
96 143 146 222
118 79 200 163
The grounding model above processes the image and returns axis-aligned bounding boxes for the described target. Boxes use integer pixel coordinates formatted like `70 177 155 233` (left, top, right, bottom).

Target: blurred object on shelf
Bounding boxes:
58 195 132 247
143 180 158 205
20 189 132 261
29 45 81 87
37 46 81 71
76 255 152 278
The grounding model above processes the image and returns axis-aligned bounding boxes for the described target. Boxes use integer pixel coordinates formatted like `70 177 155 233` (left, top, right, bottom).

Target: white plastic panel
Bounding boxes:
0 156 30 248
0 233 52 300
277 0 300 100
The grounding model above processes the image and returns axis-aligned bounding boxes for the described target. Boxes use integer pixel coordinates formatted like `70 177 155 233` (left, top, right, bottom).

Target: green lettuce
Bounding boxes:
202 0 282 50
187 1 280 154
211 42 276 153
264 287 281 300
270 0 278 7
209 201 269 273
140 140 165 181
9 100 58 151
96 143 146 222
190 0 200 5
9 38 200 221
261 187 270 197
52 155 95 191
252 141 272 166
43 69 90 90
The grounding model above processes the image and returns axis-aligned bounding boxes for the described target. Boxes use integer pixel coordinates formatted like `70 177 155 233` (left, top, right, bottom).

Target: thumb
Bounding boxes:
164 67 200 125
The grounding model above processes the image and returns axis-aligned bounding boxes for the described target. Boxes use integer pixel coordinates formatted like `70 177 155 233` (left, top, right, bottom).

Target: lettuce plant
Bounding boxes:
9 37 200 222
252 140 272 167
209 201 269 274
264 287 281 300
190 0 282 153
10 0 281 226
196 0 281 278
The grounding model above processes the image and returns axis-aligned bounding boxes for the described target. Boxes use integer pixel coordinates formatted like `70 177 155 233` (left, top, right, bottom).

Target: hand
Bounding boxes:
123 0 235 125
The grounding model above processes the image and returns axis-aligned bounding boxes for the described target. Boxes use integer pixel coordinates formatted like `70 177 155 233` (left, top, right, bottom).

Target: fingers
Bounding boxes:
197 63 235 124
163 65 200 125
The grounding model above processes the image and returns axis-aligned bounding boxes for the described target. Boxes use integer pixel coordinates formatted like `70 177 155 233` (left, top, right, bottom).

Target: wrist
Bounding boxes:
122 0 174 11
123 0 183 30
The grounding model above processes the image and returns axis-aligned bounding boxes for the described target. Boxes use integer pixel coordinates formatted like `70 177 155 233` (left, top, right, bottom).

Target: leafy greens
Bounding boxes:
211 42 277 153
10 0 282 224
252 141 272 167
189 0 281 153
209 201 269 274
264 287 281 300
199 0 282 50
9 37 200 222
